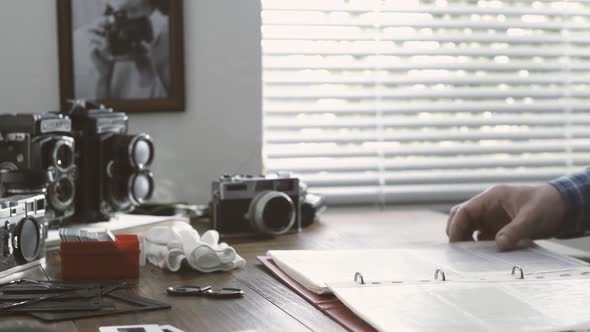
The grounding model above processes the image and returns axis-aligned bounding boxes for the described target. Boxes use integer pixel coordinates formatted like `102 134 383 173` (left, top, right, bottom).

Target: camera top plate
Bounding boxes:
0 113 71 136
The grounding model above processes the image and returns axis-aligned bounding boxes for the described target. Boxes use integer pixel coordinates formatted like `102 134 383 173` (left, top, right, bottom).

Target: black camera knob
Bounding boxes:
222 174 236 182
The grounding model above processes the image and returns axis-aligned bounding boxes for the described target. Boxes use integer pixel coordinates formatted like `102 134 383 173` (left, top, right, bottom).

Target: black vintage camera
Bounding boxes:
0 194 47 275
0 113 76 224
211 174 303 237
104 6 153 57
68 104 154 222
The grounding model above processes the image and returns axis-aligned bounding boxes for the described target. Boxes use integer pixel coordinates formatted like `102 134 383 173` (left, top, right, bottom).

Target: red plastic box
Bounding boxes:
60 234 140 280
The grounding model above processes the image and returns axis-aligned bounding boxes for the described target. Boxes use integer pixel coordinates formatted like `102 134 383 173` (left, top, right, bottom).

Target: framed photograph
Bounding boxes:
57 0 185 112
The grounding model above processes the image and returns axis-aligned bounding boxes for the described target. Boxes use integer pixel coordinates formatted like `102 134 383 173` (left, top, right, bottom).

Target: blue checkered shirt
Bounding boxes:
549 170 590 238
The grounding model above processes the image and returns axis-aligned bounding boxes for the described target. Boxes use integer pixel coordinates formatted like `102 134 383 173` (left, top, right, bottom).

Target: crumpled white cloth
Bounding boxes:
139 222 246 272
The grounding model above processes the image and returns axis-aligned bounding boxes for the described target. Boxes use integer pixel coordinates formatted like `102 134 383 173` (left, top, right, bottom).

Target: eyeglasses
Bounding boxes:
166 285 244 299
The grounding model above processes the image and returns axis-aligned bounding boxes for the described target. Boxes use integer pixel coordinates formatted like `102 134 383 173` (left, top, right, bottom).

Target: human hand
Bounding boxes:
88 17 115 79
446 184 566 251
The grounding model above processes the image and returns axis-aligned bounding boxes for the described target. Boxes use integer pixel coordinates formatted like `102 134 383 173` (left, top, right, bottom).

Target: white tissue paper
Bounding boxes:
139 222 246 272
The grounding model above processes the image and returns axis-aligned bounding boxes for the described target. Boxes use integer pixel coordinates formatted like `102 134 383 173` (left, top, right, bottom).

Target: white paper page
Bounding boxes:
432 283 559 331
412 242 586 277
269 242 588 293
330 279 590 332
502 278 590 328
269 249 437 294
329 283 491 332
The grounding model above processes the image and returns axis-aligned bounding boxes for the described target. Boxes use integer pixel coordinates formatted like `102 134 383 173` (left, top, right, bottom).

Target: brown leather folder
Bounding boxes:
258 256 376 332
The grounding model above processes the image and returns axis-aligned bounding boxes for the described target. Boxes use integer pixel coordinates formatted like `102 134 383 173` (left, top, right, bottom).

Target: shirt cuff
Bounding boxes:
549 170 590 238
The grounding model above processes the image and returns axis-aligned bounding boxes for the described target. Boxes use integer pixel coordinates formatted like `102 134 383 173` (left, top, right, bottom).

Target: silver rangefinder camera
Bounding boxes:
211 174 302 237
0 193 47 277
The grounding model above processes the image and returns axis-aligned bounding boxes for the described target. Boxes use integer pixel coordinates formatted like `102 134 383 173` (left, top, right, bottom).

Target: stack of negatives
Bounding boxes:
0 279 170 321
59 228 117 242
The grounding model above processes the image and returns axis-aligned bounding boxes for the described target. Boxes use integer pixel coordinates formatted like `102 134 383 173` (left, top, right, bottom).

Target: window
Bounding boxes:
261 0 590 204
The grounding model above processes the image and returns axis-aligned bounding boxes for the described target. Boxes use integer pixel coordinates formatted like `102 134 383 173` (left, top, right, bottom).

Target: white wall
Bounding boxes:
0 0 263 204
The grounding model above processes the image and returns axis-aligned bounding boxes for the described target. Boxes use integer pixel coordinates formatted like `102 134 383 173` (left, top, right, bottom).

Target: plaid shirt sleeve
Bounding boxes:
549 169 590 238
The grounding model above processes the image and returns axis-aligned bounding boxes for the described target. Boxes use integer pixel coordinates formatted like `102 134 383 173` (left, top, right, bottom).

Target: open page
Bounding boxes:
268 248 436 294
328 278 590 332
268 241 588 294
415 242 586 277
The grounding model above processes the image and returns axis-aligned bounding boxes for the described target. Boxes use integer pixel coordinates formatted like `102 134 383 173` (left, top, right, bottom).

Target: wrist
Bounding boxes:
540 183 567 235
548 175 587 238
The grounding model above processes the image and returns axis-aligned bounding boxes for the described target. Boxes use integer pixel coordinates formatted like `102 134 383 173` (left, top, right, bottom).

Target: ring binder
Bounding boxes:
354 272 366 285
434 268 446 281
511 265 524 279
265 242 590 332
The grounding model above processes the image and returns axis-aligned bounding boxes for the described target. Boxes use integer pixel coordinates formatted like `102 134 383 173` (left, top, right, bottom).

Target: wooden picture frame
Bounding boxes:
57 0 185 112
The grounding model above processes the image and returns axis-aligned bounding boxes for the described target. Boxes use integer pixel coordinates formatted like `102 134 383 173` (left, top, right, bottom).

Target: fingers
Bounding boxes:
476 230 495 241
447 190 490 242
88 17 110 54
90 47 113 63
445 205 459 236
89 29 111 60
89 17 109 38
93 16 110 30
447 185 519 244
89 28 106 37
90 36 107 49
495 209 536 251
448 205 479 242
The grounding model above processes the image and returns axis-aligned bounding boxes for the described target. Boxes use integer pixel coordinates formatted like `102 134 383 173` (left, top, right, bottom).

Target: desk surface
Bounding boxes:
0 207 449 332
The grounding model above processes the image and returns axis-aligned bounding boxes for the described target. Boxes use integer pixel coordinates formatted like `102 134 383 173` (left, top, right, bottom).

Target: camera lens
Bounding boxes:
248 191 296 237
111 134 154 169
48 177 75 211
132 137 153 168
47 138 74 172
14 217 41 263
55 178 74 204
130 171 153 203
107 171 153 212
55 143 74 170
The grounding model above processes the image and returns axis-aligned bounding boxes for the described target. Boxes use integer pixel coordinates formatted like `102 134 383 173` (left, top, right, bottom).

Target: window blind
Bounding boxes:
261 0 590 205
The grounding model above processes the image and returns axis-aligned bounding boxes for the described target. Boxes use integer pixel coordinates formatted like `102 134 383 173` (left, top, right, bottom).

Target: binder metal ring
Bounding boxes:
354 272 365 285
434 268 446 281
511 265 524 279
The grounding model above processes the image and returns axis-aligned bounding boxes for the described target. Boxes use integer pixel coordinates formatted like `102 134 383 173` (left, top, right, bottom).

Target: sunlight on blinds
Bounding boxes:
261 0 590 204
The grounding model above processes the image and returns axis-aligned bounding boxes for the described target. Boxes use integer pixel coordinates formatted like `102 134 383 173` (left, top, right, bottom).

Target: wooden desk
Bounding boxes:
0 207 449 332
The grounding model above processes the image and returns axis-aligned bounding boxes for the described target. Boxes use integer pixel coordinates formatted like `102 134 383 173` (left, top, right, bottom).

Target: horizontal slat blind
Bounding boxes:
261 0 590 205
